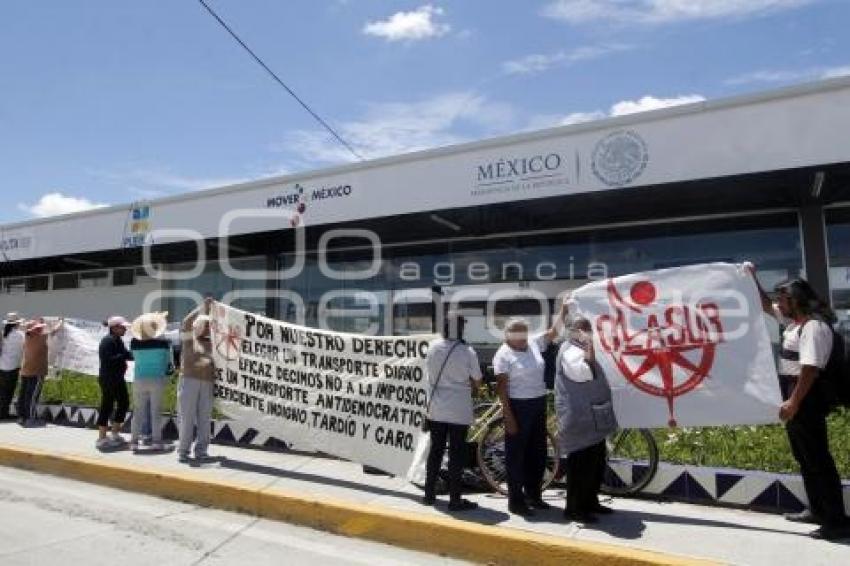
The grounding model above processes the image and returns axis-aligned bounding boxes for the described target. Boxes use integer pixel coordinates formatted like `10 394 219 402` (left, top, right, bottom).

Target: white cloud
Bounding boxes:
726 64 850 85
18 192 108 218
363 5 451 42
542 0 815 25
502 44 632 75
280 92 515 164
609 94 705 115
529 94 705 129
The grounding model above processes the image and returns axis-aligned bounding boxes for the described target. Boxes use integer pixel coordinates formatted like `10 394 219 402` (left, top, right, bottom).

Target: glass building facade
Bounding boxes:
163 210 804 360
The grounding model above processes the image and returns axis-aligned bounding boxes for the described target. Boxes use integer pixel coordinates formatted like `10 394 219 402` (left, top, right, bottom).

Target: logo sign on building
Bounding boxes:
210 302 436 477
123 204 153 248
265 182 353 227
591 130 649 187
473 151 576 197
572 262 782 428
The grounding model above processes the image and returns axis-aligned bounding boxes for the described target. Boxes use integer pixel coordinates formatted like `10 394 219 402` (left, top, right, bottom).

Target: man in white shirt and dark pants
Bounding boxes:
749 266 850 540
422 311 483 511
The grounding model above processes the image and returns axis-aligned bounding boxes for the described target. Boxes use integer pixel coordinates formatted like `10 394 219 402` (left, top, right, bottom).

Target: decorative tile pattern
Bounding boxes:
29 403 850 514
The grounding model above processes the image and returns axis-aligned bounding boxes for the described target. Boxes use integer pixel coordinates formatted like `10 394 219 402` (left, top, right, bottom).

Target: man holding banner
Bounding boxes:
749 266 850 541
177 298 216 463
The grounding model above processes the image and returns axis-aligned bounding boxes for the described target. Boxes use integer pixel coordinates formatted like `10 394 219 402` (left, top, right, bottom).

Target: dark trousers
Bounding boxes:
425 421 469 502
786 393 847 527
505 396 547 505
16 375 43 422
0 369 19 419
97 376 129 428
565 441 606 514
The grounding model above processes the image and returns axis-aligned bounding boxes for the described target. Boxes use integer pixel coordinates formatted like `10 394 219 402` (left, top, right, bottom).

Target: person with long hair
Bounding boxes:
748 264 850 540
0 313 25 420
421 311 482 511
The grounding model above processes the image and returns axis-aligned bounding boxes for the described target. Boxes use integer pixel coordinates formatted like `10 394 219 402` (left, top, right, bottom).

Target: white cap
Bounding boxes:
107 315 131 328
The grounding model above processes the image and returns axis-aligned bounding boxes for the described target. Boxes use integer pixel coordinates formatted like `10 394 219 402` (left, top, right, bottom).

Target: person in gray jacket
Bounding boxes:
555 317 618 523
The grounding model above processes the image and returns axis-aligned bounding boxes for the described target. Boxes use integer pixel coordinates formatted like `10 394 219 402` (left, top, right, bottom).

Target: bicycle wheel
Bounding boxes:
477 416 560 495
600 428 659 496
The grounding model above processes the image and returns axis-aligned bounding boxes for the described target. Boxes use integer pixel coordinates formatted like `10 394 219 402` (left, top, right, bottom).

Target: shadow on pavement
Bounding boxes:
219 457 424 504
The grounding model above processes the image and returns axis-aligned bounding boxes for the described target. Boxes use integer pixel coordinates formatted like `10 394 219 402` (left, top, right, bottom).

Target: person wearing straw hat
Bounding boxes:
96 315 133 449
129 312 173 452
0 313 25 420
18 316 64 427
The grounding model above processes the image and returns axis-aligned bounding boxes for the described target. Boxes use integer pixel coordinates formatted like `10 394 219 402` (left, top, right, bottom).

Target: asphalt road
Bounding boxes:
0 466 469 566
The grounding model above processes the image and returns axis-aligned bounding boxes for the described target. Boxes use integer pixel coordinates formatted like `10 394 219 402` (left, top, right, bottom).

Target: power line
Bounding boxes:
197 0 363 161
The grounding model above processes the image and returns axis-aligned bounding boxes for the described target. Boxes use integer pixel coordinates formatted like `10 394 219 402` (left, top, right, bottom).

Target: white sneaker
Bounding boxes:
151 443 164 451
95 437 112 450
111 433 127 445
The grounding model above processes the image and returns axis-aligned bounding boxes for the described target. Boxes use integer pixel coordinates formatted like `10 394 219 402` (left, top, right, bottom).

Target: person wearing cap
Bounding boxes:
555 317 617 524
96 315 133 449
17 317 63 426
177 297 216 463
747 264 850 541
493 301 569 516
422 311 483 511
129 312 173 451
0 313 25 420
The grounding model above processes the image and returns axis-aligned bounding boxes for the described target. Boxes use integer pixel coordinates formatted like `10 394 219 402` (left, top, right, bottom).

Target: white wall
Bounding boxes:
0 277 162 321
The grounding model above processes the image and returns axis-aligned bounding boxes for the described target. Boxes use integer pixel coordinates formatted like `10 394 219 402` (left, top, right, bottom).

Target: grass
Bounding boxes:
654 408 850 478
41 371 180 415
40 372 850 478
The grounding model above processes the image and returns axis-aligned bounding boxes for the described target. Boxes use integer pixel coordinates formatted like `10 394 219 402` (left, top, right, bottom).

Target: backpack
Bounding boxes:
799 321 850 408
824 330 850 407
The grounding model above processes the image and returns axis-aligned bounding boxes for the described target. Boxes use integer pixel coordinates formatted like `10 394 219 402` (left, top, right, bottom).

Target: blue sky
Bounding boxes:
1 0 848 222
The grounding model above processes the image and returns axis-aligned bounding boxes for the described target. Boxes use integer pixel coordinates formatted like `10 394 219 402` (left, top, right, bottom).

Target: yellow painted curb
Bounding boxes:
0 443 718 566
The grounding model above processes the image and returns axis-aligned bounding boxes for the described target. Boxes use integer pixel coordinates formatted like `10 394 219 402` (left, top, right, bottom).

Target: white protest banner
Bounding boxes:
571 262 782 428
47 318 134 380
209 302 438 478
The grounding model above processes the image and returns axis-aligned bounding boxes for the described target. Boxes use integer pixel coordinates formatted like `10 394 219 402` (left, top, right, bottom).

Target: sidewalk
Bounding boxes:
0 423 848 565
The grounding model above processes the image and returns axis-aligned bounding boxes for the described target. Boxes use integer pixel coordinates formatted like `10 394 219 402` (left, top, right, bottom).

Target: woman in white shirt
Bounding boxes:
0 313 26 420
493 302 569 516
422 311 482 511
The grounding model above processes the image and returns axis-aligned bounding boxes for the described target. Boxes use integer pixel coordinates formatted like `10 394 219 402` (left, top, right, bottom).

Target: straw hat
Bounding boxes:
3 312 23 325
131 312 169 340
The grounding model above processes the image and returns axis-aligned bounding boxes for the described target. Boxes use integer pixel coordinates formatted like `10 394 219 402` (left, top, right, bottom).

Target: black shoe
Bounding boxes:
448 499 478 512
808 524 850 541
526 497 552 510
421 494 436 506
508 502 535 517
785 509 819 525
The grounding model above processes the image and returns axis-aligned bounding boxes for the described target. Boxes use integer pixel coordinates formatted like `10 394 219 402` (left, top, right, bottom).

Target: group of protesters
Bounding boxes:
92 297 216 463
1 265 848 540
0 297 217 464
421 266 850 541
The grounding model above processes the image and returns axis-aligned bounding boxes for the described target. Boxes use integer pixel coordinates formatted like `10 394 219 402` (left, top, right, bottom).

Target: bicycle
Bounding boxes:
472 393 660 497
